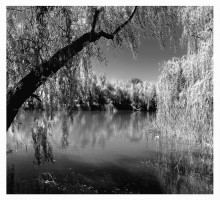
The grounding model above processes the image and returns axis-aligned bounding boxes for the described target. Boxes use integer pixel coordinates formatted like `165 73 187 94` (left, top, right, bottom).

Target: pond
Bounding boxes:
7 110 212 194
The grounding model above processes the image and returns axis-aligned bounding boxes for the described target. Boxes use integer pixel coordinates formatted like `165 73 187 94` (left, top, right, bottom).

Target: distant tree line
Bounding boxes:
22 67 157 112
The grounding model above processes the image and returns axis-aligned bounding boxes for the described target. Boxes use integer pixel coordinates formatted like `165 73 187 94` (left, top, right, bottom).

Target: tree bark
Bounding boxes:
7 7 137 130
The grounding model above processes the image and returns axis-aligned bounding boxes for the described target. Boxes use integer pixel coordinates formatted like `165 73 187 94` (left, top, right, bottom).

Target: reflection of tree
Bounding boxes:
61 111 153 148
74 112 113 148
31 114 54 166
8 109 154 152
61 114 69 148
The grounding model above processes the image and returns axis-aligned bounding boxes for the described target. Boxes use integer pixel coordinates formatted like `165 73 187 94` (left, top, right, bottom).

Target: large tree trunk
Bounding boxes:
7 31 113 130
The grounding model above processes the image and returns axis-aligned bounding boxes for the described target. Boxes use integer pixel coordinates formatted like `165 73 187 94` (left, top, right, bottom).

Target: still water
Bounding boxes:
7 110 167 194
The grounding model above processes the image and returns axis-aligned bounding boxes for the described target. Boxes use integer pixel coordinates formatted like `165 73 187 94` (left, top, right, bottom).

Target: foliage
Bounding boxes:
26 68 157 111
154 6 213 193
6 6 182 108
157 6 213 143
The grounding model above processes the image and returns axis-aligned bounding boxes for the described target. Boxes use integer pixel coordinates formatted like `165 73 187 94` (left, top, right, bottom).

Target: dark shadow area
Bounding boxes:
7 162 164 194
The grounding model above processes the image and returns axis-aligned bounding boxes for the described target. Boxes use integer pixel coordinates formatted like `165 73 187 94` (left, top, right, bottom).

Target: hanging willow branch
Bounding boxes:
7 6 138 130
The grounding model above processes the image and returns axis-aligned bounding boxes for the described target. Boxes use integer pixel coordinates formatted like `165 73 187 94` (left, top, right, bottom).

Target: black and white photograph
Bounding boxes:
5 0 218 196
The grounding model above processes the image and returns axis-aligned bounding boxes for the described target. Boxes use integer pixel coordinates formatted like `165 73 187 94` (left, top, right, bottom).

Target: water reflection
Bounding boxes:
7 110 161 194
31 114 54 166
61 113 69 149
7 110 212 194
7 111 155 151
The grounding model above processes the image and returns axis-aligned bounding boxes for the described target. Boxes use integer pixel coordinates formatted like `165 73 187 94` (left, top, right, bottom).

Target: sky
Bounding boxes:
92 35 186 83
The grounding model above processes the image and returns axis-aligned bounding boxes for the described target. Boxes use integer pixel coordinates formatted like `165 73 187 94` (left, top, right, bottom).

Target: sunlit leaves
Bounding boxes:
156 6 213 146
177 6 213 54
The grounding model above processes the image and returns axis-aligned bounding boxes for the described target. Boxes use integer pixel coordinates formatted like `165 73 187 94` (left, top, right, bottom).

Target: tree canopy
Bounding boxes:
6 6 181 88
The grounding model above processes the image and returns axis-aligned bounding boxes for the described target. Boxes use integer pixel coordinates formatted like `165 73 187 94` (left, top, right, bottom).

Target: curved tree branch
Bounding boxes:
97 31 114 40
31 93 42 102
91 6 137 41
112 6 137 35
91 8 102 36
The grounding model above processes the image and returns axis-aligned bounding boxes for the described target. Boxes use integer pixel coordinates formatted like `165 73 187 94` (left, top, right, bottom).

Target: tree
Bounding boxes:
129 78 143 86
7 6 181 130
156 6 213 142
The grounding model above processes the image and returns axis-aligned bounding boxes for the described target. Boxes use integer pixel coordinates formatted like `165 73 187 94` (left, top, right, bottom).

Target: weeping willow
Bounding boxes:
154 6 213 193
